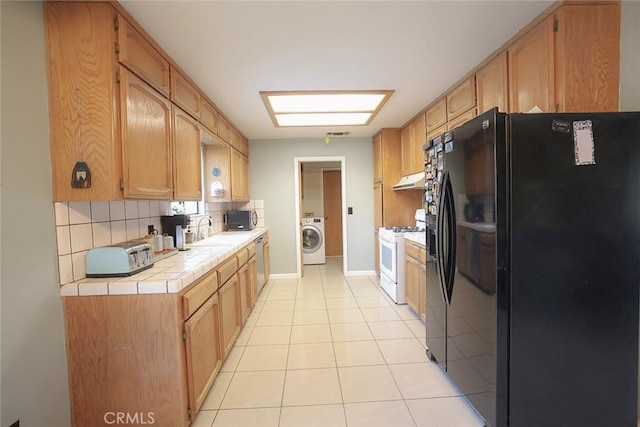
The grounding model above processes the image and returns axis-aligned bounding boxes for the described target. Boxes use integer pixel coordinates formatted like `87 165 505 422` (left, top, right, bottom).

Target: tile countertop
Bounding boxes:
60 228 268 297
404 232 426 247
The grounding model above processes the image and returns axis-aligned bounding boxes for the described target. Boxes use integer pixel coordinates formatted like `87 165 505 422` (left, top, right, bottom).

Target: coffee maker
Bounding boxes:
160 214 190 250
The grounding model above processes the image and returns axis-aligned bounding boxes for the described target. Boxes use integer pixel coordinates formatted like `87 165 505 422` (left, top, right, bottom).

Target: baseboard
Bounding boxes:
345 270 377 277
268 273 299 279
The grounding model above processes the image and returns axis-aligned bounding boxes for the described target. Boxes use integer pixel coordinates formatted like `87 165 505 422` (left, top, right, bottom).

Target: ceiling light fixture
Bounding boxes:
261 90 394 127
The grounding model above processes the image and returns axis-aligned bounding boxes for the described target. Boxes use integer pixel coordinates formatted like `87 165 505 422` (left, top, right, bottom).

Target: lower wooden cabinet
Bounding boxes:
62 237 263 427
184 294 222 419
264 238 271 283
405 240 427 319
219 273 242 358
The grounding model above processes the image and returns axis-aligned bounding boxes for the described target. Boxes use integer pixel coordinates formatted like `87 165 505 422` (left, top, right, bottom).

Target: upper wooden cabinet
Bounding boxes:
553 3 620 112
231 150 250 201
173 105 203 201
446 77 476 120
120 68 173 200
400 125 412 177
446 108 476 131
171 67 202 120
508 16 555 113
217 115 232 143
116 15 170 97
426 98 447 133
45 1 250 201
410 114 426 174
201 99 218 134
373 134 383 183
46 2 122 201
475 52 509 114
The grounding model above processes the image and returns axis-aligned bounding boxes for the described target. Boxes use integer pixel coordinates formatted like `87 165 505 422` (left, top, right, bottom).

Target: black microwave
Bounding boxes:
226 210 257 231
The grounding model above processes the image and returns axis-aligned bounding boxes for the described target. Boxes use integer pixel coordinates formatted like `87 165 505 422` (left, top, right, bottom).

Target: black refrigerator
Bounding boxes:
423 108 640 427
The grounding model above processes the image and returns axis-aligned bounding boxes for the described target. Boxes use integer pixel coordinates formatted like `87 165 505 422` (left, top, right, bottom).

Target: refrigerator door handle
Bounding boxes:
436 172 449 305
443 174 457 303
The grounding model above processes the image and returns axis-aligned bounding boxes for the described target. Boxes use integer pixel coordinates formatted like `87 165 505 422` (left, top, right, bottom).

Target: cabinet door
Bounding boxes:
373 134 382 183
508 16 555 113
217 115 232 143
238 263 250 324
117 16 170 97
426 124 446 146
373 183 383 229
184 294 222 419
446 108 476 131
173 105 202 201
401 125 412 176
264 241 270 284
219 273 241 358
405 255 421 314
476 52 509 114
426 98 447 133
170 67 201 119
248 255 258 305
201 99 218 134
411 114 426 174
120 68 173 199
231 150 250 201
446 77 476 120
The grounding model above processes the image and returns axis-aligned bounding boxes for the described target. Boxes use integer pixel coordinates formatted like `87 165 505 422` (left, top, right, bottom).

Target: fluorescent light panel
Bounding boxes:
276 112 372 127
261 90 393 127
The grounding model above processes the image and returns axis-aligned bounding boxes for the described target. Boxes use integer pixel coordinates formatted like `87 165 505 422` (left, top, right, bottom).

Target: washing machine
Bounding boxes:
302 217 326 264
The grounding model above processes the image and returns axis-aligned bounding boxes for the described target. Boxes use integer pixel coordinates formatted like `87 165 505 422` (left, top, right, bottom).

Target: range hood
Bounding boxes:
392 171 425 190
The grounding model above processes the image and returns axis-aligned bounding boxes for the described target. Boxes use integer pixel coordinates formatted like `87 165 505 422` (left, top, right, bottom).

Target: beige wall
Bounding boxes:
1 2 71 425
620 1 640 112
302 170 323 218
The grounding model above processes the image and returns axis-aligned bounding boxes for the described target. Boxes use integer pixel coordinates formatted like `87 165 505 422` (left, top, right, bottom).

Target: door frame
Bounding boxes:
294 156 347 277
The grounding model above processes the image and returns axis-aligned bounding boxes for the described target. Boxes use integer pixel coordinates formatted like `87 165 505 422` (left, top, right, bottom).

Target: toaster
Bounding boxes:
86 240 154 277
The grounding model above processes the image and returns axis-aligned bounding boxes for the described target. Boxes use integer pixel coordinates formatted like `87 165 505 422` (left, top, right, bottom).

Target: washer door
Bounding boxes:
302 226 323 254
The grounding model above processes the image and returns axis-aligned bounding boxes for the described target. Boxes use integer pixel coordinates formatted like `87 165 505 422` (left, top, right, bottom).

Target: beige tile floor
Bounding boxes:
192 257 485 427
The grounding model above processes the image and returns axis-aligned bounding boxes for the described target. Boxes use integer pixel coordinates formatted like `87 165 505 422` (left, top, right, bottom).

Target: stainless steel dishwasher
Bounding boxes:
255 235 266 293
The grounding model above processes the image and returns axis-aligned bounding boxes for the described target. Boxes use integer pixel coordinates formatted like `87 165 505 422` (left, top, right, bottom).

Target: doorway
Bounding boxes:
294 157 347 277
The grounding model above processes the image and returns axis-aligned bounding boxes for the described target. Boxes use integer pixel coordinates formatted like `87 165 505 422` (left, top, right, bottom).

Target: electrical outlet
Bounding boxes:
348 207 353 215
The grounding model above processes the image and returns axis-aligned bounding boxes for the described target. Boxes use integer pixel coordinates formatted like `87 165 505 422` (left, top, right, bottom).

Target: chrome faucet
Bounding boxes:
195 215 211 241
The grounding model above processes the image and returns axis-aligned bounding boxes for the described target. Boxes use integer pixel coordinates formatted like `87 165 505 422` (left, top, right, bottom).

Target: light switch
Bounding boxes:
348 207 353 215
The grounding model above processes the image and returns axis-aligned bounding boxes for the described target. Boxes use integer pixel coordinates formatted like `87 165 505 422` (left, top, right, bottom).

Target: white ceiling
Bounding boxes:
120 0 553 140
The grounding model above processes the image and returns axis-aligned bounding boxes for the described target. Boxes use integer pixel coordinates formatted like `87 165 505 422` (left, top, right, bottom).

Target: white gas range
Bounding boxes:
378 209 426 304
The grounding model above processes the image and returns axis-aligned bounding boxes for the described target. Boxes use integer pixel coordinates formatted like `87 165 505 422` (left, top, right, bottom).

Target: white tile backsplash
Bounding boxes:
92 222 112 247
69 201 91 224
91 201 110 222
149 200 160 217
72 251 88 282
138 200 150 218
70 223 93 252
58 255 73 284
56 226 71 255
56 199 264 286
111 220 127 244
110 201 125 221
125 200 139 219
126 219 141 240
54 202 69 226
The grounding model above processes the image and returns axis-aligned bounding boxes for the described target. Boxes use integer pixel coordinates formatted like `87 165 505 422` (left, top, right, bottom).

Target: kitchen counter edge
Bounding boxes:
60 228 268 297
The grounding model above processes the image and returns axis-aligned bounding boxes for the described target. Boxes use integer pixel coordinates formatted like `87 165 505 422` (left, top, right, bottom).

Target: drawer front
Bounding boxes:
247 242 256 258
182 270 219 319
218 257 238 285
405 241 422 260
236 248 249 267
